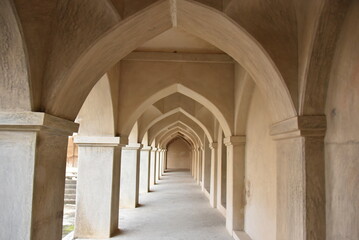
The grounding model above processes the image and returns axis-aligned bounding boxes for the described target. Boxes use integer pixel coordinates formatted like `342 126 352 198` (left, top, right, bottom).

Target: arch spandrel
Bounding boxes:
118 61 233 137
76 74 116 136
176 0 296 121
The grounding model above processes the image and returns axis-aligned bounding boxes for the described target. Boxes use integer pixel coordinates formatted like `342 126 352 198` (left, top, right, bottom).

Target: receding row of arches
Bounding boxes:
1 0 358 240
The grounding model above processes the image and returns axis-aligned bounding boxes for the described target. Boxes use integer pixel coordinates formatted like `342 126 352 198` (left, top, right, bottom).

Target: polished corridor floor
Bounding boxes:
111 170 232 240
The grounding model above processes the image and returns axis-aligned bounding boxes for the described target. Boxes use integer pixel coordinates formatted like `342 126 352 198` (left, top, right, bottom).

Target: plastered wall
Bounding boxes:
167 138 191 170
325 2 359 239
244 88 277 240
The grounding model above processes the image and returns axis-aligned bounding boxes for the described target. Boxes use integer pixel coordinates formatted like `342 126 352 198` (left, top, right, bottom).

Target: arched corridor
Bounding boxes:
117 170 232 240
1 1 358 240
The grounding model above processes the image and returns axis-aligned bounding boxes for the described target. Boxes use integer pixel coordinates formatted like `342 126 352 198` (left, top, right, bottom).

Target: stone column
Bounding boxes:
139 146 152 194
270 116 326 240
155 149 161 183
159 149 163 177
74 136 122 238
191 149 196 180
196 148 201 185
162 149 167 175
209 142 218 208
216 141 224 210
224 136 246 236
201 147 206 191
120 143 142 208
0 112 78 240
149 147 157 188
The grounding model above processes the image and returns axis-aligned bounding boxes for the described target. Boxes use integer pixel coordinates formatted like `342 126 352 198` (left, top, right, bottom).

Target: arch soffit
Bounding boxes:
139 107 213 143
234 69 256 135
1 0 32 111
46 0 296 125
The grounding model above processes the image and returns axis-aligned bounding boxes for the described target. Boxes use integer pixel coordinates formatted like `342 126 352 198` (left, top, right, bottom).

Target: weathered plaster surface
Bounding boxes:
325 2 359 239
245 88 276 240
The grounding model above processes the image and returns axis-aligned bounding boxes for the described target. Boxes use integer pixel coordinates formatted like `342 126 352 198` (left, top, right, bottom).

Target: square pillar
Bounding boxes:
139 146 152 194
210 142 218 208
196 148 201 185
201 147 206 191
155 149 161 183
74 136 122 238
224 136 246 236
120 143 142 208
0 112 78 240
161 149 167 175
271 116 326 240
216 140 224 212
192 149 197 178
149 148 157 188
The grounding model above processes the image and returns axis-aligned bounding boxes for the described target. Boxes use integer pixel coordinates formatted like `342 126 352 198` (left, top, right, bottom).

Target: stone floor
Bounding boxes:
62 204 76 238
71 170 232 240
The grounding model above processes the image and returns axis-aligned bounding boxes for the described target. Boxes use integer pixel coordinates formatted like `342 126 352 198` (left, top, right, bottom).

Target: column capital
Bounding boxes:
151 147 158 152
209 142 218 150
141 146 152 151
223 136 246 146
74 136 122 147
0 112 78 136
270 115 326 140
123 143 143 150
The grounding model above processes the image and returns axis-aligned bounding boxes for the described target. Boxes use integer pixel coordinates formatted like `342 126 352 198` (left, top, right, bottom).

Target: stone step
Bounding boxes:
65 184 77 189
64 199 76 205
65 189 76 194
65 179 77 184
64 194 76 200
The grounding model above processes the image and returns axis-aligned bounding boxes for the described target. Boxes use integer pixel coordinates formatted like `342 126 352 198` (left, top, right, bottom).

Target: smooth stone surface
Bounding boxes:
120 146 141 208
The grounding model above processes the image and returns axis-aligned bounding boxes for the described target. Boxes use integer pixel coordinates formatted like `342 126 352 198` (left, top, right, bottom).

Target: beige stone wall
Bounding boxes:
244 88 277 240
167 138 191 170
325 2 359 239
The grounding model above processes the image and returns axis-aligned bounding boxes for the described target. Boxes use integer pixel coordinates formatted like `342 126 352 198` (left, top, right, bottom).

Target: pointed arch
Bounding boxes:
44 0 295 126
139 107 213 143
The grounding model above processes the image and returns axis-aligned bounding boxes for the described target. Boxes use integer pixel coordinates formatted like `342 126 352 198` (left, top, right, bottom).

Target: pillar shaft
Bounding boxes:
161 150 167 175
120 143 142 208
0 112 78 240
216 140 224 211
210 142 218 208
224 136 246 236
74 137 121 238
155 149 161 183
196 148 201 185
271 116 326 240
139 146 152 194
201 147 206 191
149 148 157 188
